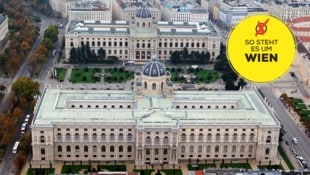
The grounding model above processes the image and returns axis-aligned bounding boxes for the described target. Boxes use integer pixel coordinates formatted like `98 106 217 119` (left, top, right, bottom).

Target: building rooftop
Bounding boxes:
162 0 206 13
32 89 279 127
70 1 110 11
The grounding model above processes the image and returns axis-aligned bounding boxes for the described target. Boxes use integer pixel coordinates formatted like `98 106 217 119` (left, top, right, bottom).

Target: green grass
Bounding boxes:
104 67 134 83
294 103 307 110
97 165 126 171
55 67 66 82
61 165 91 173
187 164 216 170
221 163 251 169
278 146 294 170
161 169 182 175
134 169 155 175
292 98 303 104
27 168 55 175
194 69 219 83
70 68 101 83
167 68 220 83
258 165 284 170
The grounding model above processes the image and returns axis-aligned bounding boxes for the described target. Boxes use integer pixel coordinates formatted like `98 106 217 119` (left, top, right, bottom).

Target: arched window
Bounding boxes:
249 145 253 152
216 133 220 141
161 82 164 90
198 145 202 153
266 136 271 143
189 145 194 153
233 133 237 141
41 148 45 155
152 83 156 90
110 133 115 141
101 146 106 152
146 136 151 144
240 145 245 152
181 134 186 141
93 145 97 152
241 133 246 141
223 145 228 153
142 22 145 27
137 22 139 27
92 133 97 141
58 145 62 152
128 133 132 141
119 133 123 141
40 136 45 143
84 133 88 141
215 145 219 152
101 133 106 141
75 145 79 152
232 145 236 153
206 145 211 152
57 133 61 141
110 146 114 152
119 146 123 152
249 133 254 141
154 136 160 144
207 134 212 141
224 133 229 141
190 133 195 141
163 148 168 155
199 133 203 141
155 148 159 155
127 146 132 152
144 82 147 89
84 146 88 152
66 145 71 152
163 136 169 144
146 148 150 155
265 148 270 155
75 133 79 141
181 146 185 152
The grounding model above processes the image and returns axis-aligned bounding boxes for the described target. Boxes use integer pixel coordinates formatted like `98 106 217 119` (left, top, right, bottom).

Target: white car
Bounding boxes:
21 123 27 134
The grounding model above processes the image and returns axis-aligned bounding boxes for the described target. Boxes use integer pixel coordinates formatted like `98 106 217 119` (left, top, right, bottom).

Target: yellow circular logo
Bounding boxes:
227 14 296 83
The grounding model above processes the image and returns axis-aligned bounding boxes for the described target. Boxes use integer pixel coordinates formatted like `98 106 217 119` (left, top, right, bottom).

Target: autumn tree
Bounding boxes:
12 77 40 100
44 25 59 43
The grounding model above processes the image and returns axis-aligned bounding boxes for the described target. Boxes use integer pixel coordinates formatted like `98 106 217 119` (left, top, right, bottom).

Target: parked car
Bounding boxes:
285 140 290 145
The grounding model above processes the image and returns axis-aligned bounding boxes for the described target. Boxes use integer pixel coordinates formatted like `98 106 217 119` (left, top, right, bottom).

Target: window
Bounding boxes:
66 145 71 152
110 133 115 141
101 133 106 141
84 146 88 152
41 148 45 155
57 133 61 141
119 146 123 152
146 149 150 155
84 133 88 141
93 146 97 153
250 133 254 141
154 136 160 144
92 133 97 141
119 133 123 141
163 136 169 144
163 148 168 155
40 136 45 143
128 133 132 141
58 146 62 152
223 145 228 153
215 145 219 152
265 148 270 155
152 83 156 90
127 146 132 152
181 134 186 141
146 136 151 144
206 145 211 153
216 133 220 141
249 145 253 152
207 134 212 141
240 145 245 152
66 133 70 141
189 145 194 153
233 133 237 141
198 134 203 141
190 134 194 141
181 146 185 153
266 136 271 143
241 133 246 141
198 145 202 153
75 146 79 152
232 145 236 153
224 133 229 141
74 133 79 141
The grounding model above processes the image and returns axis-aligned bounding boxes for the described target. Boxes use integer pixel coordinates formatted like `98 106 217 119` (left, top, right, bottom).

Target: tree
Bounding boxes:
12 77 40 100
69 47 78 63
225 79 237 90
44 25 58 43
97 47 106 61
41 38 54 50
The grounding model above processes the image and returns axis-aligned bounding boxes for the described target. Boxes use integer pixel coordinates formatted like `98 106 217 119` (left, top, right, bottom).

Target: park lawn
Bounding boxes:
55 67 66 82
194 69 219 83
61 165 91 173
104 68 134 83
187 164 216 170
278 146 294 170
27 168 55 175
97 165 126 171
221 163 251 169
291 98 303 104
258 165 284 170
294 103 307 110
161 169 182 175
133 169 154 175
70 68 99 83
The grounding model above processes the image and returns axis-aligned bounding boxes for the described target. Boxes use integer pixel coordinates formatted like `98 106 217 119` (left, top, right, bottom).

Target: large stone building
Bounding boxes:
112 0 161 21
68 1 112 21
31 60 280 166
65 7 220 63
0 14 9 46
156 0 209 22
